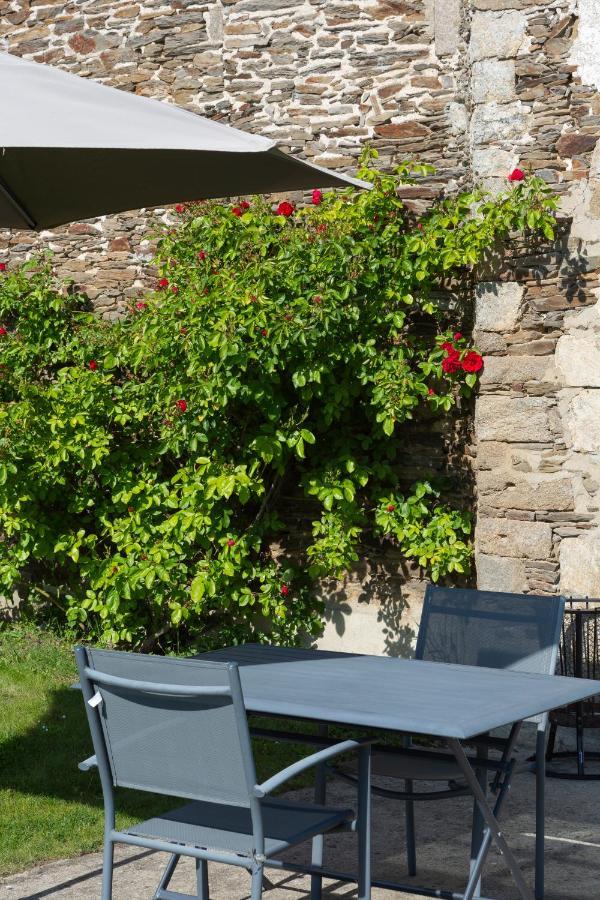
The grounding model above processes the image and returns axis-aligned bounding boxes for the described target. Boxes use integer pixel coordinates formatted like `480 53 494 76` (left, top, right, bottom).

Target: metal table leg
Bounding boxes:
447 737 534 900
535 725 545 900
310 723 328 900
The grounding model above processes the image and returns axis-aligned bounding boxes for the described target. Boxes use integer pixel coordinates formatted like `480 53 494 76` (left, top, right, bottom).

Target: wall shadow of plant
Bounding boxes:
319 559 418 659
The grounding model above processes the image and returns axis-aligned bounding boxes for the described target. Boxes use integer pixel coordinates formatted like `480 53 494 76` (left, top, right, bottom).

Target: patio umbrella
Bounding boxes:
0 52 367 231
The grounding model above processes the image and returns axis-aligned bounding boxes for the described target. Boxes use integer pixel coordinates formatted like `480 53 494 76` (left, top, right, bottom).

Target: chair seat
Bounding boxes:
126 796 354 858
345 750 463 782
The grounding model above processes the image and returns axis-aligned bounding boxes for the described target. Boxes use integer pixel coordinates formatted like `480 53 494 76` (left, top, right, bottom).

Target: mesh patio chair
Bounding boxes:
75 646 373 900
335 585 564 900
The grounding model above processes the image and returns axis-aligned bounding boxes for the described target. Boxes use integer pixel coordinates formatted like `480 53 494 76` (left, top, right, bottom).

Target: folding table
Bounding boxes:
203 643 600 900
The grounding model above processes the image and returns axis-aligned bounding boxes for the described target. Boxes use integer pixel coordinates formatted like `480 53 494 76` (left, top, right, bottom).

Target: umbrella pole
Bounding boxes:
0 175 37 229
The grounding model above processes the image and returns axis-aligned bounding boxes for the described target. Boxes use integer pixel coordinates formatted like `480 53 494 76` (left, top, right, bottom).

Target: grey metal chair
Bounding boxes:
336 585 564 900
75 646 373 900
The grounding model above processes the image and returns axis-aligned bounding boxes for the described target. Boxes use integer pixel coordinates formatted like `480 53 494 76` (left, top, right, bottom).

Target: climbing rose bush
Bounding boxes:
0 151 557 650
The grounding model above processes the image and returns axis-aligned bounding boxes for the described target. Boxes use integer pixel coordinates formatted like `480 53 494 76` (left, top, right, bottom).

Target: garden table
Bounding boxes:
202 643 600 900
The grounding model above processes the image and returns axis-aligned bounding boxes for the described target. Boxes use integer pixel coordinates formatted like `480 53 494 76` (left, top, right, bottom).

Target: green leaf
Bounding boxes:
190 576 205 603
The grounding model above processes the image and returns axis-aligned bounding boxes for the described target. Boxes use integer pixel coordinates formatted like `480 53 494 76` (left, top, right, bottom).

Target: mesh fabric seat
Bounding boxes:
127 796 354 857
76 646 372 900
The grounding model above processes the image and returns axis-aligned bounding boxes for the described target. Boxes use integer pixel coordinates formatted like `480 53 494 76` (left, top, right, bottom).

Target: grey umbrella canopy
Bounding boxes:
0 52 368 231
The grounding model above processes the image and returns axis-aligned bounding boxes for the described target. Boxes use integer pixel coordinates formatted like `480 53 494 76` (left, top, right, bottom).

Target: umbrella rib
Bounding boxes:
0 175 37 229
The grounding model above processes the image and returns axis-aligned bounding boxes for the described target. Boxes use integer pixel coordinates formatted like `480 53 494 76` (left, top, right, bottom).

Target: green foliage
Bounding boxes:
0 152 557 650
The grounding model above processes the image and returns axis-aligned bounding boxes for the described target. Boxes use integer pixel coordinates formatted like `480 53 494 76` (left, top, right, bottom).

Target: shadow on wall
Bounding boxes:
319 558 420 659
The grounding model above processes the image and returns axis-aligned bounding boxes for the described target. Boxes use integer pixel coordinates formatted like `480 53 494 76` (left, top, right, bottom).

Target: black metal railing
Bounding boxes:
546 599 600 779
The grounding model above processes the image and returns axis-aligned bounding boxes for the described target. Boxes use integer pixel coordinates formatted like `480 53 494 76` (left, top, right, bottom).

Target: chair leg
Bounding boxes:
404 782 417 876
101 837 114 900
310 724 328 900
469 739 488 899
545 721 557 762
402 735 417 876
535 727 546 900
357 744 372 900
196 858 209 899
251 863 263 900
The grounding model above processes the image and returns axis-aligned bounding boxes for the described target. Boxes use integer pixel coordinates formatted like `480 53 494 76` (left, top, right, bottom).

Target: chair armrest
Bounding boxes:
254 738 372 797
78 754 98 772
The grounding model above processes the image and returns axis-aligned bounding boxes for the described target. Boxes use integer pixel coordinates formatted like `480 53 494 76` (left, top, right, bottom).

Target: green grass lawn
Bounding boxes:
0 624 316 877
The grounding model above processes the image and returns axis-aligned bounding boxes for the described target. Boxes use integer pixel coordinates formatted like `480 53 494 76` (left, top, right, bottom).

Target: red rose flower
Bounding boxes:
88 359 98 370
0 263 6 272
261 328 267 337
508 168 525 182
198 250 206 260
428 387 435 396
277 201 294 217
442 351 461 374
240 200 250 210
461 351 484 373
440 341 455 352
312 189 323 205
453 332 463 340
180 327 188 334
175 203 185 213
280 584 289 596
175 399 187 413
227 539 236 547
136 301 147 311
417 222 424 230
158 278 169 289
387 504 396 512
0 326 7 336
232 206 243 217
171 285 179 294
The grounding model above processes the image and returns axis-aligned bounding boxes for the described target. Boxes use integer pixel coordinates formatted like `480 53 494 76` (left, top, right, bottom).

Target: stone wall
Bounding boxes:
0 0 469 315
3 0 600 650
470 0 600 600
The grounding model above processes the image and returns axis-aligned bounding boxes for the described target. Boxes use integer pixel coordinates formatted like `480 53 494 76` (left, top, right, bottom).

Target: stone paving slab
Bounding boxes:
3 754 600 900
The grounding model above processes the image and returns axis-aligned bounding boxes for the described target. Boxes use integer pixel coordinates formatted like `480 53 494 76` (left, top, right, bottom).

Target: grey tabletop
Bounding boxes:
202 643 600 740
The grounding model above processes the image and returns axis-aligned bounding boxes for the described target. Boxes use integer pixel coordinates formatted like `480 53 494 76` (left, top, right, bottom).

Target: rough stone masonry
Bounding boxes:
1 0 600 652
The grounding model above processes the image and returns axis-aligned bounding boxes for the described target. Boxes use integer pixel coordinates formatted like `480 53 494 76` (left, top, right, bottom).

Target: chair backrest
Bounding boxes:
76 647 257 807
416 587 565 725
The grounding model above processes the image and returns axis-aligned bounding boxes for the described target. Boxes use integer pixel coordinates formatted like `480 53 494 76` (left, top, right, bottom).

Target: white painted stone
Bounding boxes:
318 586 422 657
474 441 511 470
569 0 600 91
562 390 600 452
563 296 600 332
477 517 553 560
448 102 468 135
472 147 518 180
475 396 553 442
480 354 558 386
470 101 529 145
560 533 600 597
481 476 574 512
475 281 524 332
556 334 600 387
470 10 527 61
471 59 515 105
205 2 224 44
476 552 526 592
434 0 461 56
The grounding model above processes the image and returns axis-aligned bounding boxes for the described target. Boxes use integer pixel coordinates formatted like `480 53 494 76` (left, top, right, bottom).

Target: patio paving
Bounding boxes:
2 729 600 900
